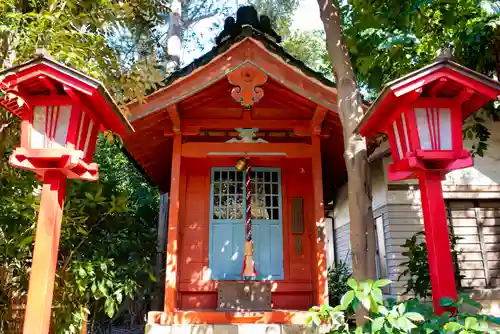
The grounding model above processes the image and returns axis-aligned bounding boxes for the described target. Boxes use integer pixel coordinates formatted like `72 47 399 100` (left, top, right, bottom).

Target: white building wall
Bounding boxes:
331 120 500 300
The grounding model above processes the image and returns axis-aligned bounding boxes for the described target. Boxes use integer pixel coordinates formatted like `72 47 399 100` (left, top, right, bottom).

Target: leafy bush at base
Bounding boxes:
307 278 500 333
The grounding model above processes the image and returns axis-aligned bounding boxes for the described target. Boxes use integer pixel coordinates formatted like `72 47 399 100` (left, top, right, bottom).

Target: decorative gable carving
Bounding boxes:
227 63 267 108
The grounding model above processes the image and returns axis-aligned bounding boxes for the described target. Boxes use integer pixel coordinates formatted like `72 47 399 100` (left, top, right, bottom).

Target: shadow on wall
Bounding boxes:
446 121 500 186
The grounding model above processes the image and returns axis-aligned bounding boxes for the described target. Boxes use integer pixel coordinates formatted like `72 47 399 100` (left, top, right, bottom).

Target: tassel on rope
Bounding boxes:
242 162 257 277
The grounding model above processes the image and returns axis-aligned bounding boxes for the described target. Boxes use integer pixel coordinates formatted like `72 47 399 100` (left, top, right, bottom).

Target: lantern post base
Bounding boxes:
418 170 458 314
23 171 67 334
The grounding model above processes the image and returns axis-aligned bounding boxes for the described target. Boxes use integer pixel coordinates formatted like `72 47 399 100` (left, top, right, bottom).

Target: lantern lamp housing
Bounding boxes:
358 59 500 181
0 55 133 181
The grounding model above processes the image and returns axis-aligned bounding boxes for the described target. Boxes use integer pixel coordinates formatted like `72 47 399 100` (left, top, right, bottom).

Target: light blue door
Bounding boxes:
209 167 284 280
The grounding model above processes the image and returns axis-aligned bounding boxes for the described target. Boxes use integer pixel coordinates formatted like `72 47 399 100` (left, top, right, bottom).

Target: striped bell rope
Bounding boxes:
242 162 257 277
245 164 252 242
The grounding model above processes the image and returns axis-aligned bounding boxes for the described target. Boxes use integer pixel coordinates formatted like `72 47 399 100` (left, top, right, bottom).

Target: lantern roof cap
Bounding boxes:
0 55 133 136
357 58 500 137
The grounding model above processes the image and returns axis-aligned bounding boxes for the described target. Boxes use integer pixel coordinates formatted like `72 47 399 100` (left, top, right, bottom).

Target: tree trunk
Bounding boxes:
166 0 182 70
152 193 169 310
317 0 375 324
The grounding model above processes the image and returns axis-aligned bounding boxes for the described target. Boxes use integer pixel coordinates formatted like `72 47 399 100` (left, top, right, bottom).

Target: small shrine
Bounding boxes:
124 6 345 326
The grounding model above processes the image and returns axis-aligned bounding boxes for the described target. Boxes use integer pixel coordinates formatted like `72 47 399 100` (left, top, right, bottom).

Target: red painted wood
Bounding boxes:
23 171 66 334
177 157 316 311
418 170 458 314
127 39 338 119
181 142 313 158
311 136 327 305
164 134 182 314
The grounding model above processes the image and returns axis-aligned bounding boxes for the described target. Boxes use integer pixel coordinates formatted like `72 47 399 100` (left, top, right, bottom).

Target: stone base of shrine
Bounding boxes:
145 323 322 334
147 310 313 325
145 311 321 333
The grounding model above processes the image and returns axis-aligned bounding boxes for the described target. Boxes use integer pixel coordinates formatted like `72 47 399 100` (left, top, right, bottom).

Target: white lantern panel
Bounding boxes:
31 106 46 149
438 108 452 150
392 121 403 159
31 105 72 149
76 113 95 158
53 106 72 148
415 107 452 151
83 120 95 159
401 113 411 151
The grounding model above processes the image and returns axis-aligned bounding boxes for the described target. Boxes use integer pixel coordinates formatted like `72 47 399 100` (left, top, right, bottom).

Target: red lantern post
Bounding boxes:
358 58 500 314
0 54 133 333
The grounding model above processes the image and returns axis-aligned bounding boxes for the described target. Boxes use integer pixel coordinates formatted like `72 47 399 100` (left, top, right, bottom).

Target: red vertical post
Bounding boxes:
23 171 67 334
164 133 182 322
311 135 328 305
418 170 457 314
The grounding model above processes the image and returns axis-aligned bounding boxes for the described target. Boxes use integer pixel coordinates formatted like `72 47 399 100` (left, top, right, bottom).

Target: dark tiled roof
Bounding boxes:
158 25 336 94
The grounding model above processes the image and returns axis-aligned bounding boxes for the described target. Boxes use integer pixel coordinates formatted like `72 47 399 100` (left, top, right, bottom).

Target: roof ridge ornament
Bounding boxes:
227 63 268 108
215 5 282 45
435 45 454 61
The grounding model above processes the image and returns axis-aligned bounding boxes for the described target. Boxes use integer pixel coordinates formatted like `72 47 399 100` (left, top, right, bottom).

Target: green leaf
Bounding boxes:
371 287 383 304
311 314 321 327
374 279 391 288
78 267 86 277
356 290 371 311
116 291 123 304
354 326 364 334
19 235 33 247
76 226 88 235
397 302 405 315
148 272 157 282
372 317 385 332
444 322 463 332
397 316 417 331
439 297 456 307
464 317 478 329
404 312 424 322
347 278 358 290
378 305 389 315
341 290 355 309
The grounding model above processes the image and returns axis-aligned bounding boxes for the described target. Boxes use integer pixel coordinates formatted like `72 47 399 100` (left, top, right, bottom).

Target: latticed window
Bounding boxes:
209 167 284 280
212 169 281 221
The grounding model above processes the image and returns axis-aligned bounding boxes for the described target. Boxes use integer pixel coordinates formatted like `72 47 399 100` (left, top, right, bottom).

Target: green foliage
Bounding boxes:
328 261 352 306
0 128 159 333
398 231 464 299
0 0 166 103
341 0 500 151
307 278 500 333
0 2 165 331
282 29 333 80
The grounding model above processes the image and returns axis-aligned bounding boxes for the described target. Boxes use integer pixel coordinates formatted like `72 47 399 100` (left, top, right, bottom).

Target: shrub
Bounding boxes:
398 231 464 299
328 261 351 306
307 278 500 333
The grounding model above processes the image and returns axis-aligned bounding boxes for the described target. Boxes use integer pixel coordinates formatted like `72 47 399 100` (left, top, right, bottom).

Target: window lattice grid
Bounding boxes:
211 169 280 221
252 170 280 220
212 170 244 220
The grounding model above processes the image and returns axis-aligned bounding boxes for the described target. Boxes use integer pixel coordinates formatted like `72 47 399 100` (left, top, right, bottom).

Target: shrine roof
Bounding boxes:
0 54 133 136
126 8 338 120
160 25 335 93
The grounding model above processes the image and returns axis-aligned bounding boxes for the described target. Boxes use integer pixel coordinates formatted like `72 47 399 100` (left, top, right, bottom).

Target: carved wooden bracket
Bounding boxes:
227 63 268 108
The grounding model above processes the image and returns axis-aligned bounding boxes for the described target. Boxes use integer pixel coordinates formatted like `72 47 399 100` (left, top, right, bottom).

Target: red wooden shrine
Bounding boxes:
123 14 346 325
358 57 500 314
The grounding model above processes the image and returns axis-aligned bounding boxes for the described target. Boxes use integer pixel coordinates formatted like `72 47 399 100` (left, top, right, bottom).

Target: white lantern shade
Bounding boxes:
414 107 452 151
29 104 97 162
31 105 72 149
